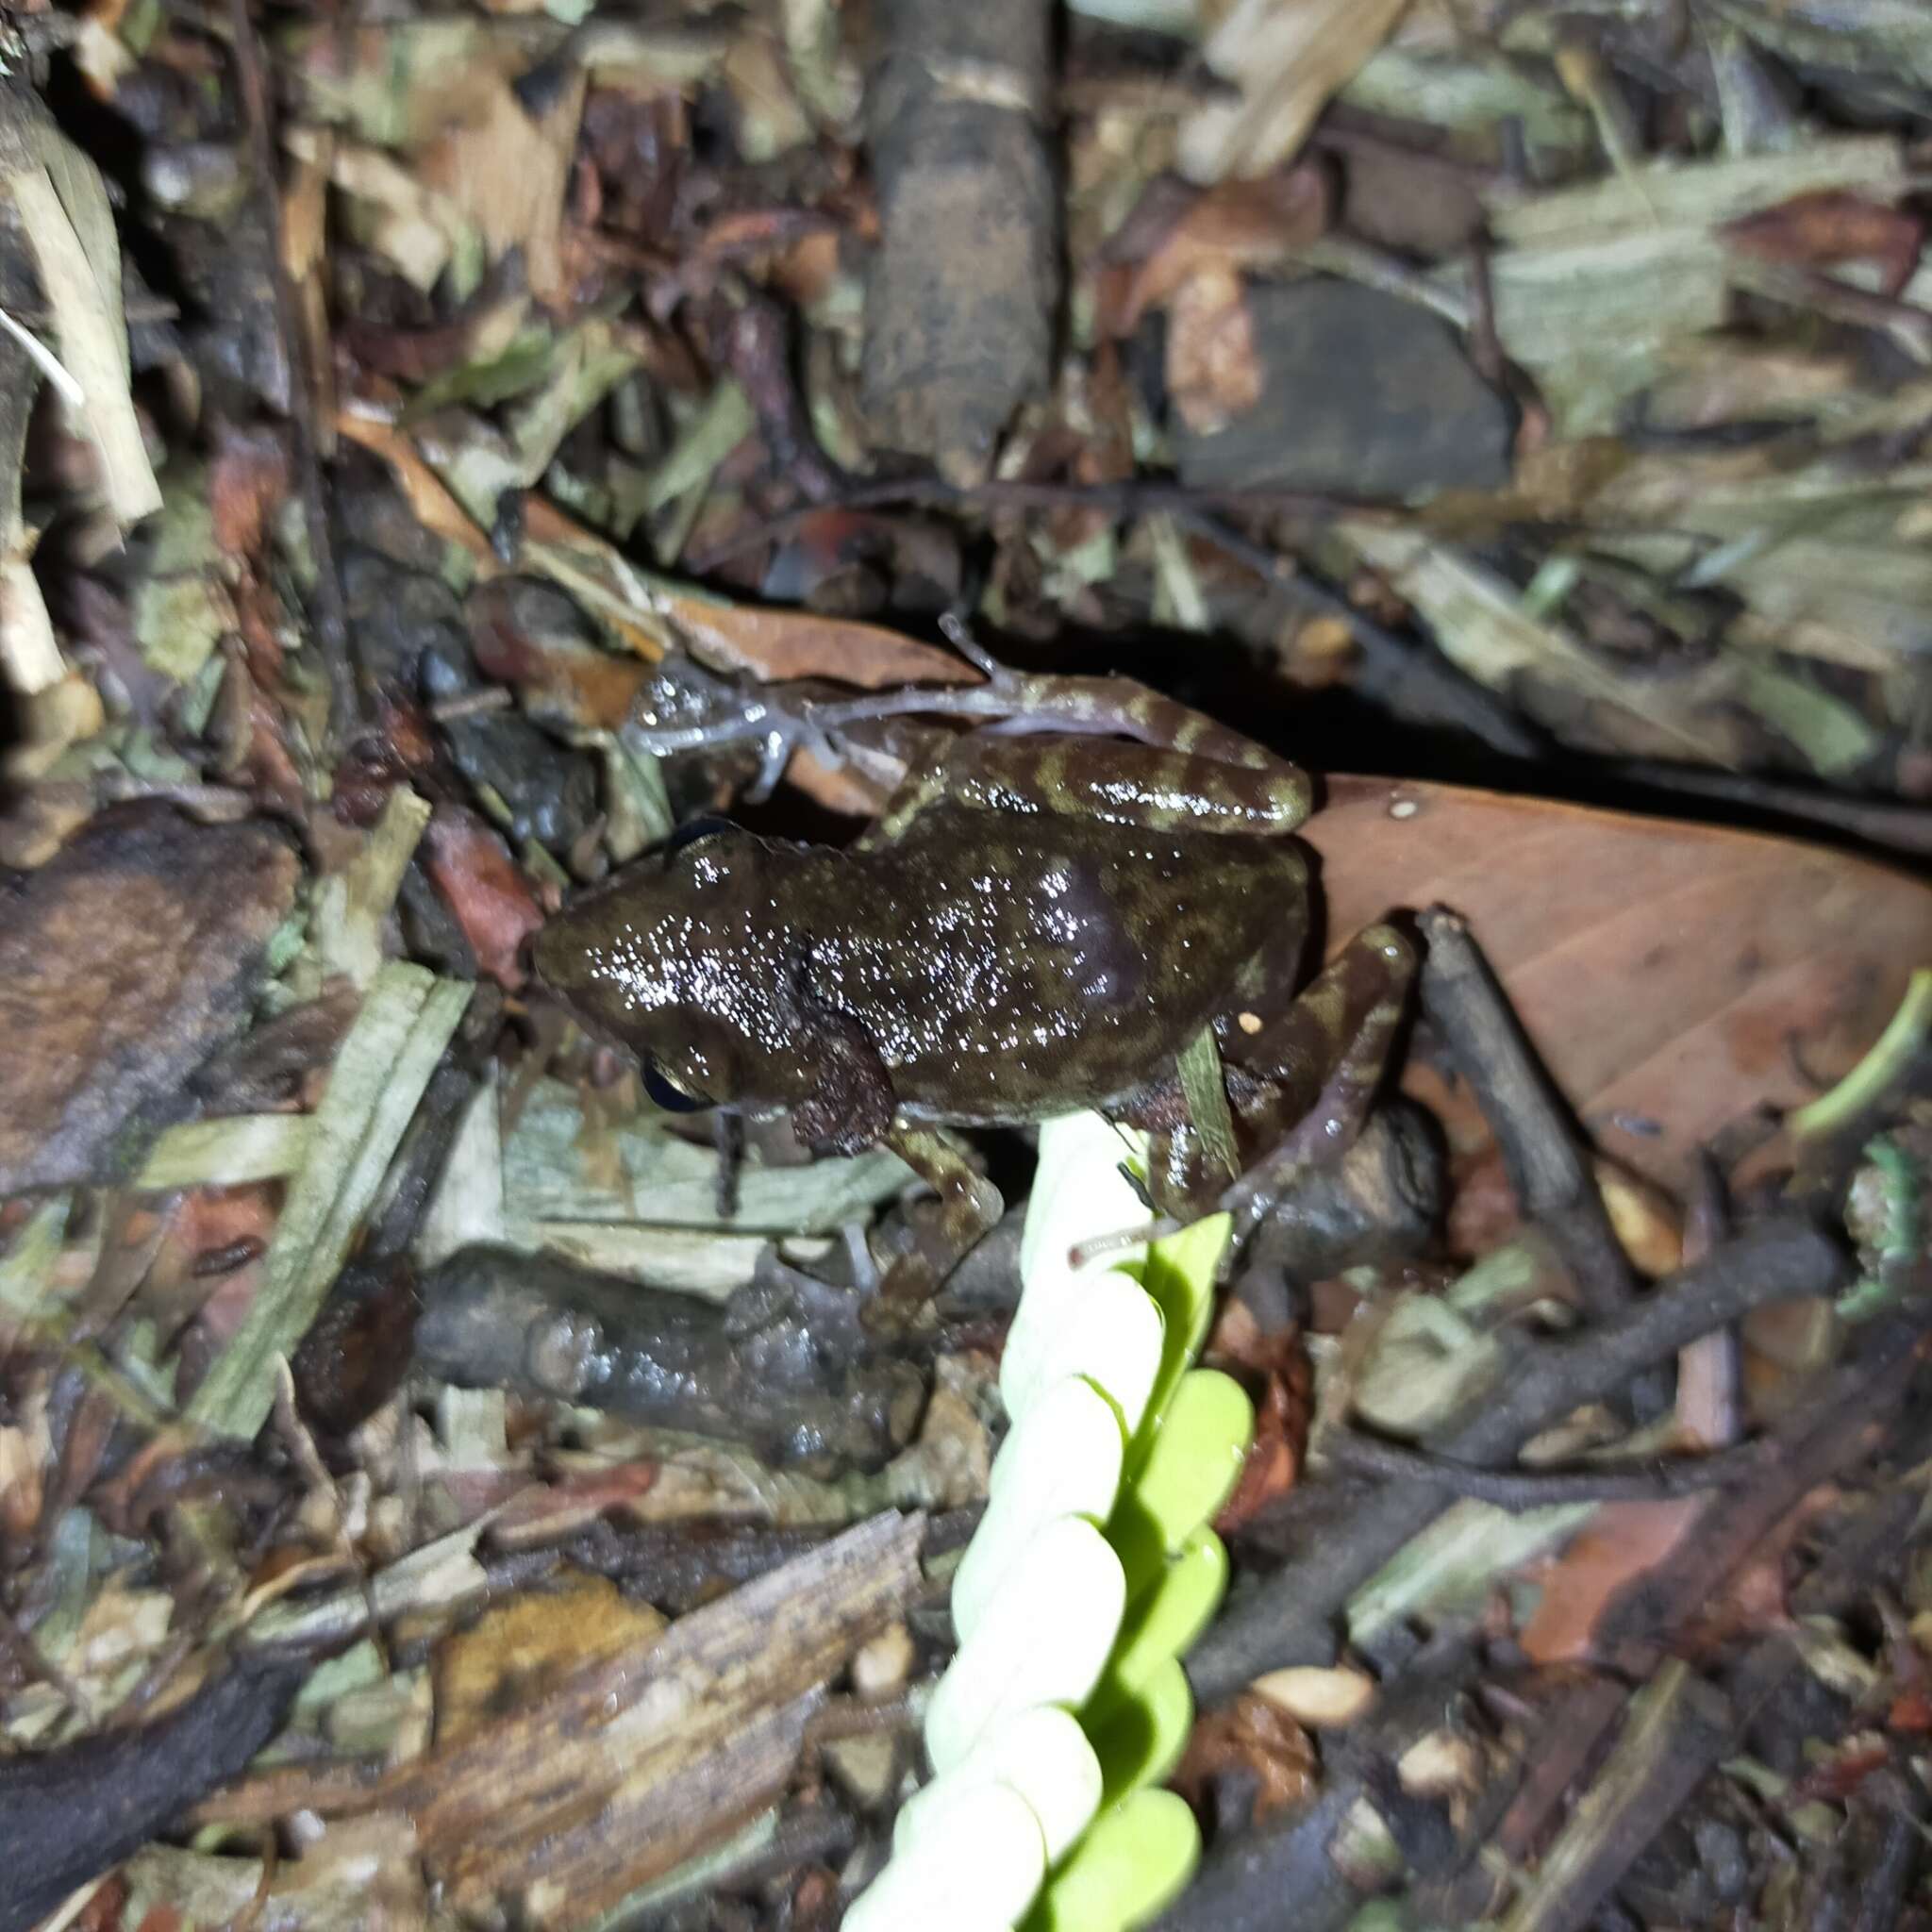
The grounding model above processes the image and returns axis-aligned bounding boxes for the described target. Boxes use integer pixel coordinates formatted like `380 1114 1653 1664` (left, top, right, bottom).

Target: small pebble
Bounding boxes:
852 1621 916 1700
1250 1664 1375 1727
1695 1818 1749 1902
824 1734 901 1811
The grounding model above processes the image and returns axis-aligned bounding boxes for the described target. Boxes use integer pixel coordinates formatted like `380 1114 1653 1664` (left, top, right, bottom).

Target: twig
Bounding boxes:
1850 1772 1926 1932
1180 1319 1930 1932
711 286 847 505
426 689 516 724
1185 1214 1847 1701
1418 908 1636 1320
225 0 359 746
1610 759 1932 861
684 473 1382 573
0 1605 92 1723
1161 506 1546 759
1496 1662 1736 1932
1149 1776 1367 1932
1322 1425 1776 1507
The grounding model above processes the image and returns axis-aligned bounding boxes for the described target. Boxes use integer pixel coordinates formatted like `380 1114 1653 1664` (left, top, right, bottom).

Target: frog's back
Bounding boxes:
804 807 1303 1123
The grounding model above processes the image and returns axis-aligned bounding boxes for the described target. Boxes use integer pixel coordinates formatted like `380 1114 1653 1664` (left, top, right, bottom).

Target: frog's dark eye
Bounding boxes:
644 1056 708 1113
663 814 735 864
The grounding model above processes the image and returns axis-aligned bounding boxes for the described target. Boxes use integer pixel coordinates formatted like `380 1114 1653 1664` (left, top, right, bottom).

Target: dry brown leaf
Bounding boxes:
467 578 653 731
417 67 587 304
420 807 547 989
0 811 299 1193
1172 1690 1319 1819
335 413 501 570
209 425 293 561
1208 1306 1312 1530
1723 190 1924 297
1307 778 1932 1190
1101 166 1332 335
1180 0 1414 184
1520 1498 1706 1665
657 591 974 688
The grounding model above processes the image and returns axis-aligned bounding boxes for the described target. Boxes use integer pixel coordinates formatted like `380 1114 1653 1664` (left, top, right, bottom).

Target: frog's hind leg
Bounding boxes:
1143 923 1415 1228
1222 923 1416 1235
921 733 1309 840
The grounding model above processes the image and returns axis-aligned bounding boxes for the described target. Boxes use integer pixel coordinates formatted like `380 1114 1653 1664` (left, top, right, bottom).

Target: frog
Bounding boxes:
533 633 1414 1329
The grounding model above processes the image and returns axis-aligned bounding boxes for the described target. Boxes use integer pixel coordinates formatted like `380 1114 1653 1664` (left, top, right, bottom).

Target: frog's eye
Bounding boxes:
663 814 735 865
644 1056 708 1113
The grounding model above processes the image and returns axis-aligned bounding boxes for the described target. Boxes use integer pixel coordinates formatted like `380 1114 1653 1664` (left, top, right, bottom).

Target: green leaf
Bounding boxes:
1023 1788 1200 1932
1175 1023 1239 1183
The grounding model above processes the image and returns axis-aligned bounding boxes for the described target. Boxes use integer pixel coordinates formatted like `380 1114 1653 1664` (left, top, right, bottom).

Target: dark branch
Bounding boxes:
1418 907 1637 1320
1185 1215 1847 1703
1322 1425 1777 1507
227 0 359 747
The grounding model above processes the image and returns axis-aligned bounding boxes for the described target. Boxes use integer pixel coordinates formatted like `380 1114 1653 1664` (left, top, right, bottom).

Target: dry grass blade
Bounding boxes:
186 964 472 1439
1181 0 1414 183
2 116 161 527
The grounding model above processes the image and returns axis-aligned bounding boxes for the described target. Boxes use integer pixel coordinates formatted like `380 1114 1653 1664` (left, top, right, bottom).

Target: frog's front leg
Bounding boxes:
862 1126 1006 1337
1137 923 1417 1233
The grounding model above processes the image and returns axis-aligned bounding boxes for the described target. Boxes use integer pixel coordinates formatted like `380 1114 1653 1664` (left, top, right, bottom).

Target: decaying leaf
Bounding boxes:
0 809 300 1195
1 100 162 527
1309 778 1932 1189
1172 1690 1319 1820
419 806 547 989
1180 0 1414 184
434 1574 668 1742
1099 166 1332 336
417 66 588 304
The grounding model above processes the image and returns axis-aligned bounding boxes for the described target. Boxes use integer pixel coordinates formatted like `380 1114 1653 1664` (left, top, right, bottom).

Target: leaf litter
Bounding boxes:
3 0 1932 1926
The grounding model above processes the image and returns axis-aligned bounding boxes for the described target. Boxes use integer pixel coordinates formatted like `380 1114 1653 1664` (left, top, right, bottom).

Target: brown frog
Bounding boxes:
534 642 1412 1325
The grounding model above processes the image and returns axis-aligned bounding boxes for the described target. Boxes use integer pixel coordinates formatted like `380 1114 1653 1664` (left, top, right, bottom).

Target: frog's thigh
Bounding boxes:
942 737 1309 837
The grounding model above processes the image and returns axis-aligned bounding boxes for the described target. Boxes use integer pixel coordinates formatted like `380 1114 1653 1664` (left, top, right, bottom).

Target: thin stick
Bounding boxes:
1419 908 1636 1320
1323 1424 1776 1508
685 474 1384 573
225 0 360 745
1185 1214 1846 1702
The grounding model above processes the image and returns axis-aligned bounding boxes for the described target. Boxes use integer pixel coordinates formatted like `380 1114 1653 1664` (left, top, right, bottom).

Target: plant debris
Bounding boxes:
6 0 1932 1925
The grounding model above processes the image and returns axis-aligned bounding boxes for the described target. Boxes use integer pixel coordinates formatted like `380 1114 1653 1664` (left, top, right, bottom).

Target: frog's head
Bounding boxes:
532 817 816 1115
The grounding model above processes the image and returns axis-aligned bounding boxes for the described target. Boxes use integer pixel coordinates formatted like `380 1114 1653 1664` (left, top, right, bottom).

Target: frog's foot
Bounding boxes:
859 1126 1005 1339
623 676 846 791
1219 924 1417 1239
1139 923 1415 1227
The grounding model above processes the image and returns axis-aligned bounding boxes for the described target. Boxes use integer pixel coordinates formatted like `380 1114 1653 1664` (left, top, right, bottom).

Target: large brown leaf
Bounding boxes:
1306 776 1932 1188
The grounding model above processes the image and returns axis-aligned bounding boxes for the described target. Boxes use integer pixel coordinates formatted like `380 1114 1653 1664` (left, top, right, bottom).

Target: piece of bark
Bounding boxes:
0 1647 308 1932
861 0 1058 483
1494 1661 1734 1932
0 806 300 1192
383 1511 924 1925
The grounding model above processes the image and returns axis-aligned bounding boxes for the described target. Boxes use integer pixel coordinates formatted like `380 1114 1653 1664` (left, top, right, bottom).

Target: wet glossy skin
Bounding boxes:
537 665 1412 1322
534 798 1307 1141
